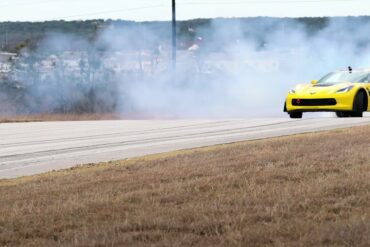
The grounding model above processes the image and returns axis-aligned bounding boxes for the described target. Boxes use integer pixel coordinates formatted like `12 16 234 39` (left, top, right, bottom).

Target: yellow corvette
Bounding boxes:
285 68 370 118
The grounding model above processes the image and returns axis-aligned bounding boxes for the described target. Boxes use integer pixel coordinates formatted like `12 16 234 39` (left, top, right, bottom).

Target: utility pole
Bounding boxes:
0 24 3 51
172 0 176 71
5 29 8 51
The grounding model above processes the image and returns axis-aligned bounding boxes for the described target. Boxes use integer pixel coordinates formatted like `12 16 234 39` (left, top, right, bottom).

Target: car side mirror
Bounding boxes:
311 80 318 85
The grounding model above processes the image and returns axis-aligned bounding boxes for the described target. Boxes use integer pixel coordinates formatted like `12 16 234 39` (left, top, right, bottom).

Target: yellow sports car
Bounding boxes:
285 67 370 118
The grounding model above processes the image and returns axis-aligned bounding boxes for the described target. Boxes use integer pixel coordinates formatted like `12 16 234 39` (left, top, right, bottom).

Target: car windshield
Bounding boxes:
318 71 370 84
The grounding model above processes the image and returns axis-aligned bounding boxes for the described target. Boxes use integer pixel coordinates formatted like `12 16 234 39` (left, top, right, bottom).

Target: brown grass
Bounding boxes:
0 112 174 123
0 126 370 247
0 113 122 123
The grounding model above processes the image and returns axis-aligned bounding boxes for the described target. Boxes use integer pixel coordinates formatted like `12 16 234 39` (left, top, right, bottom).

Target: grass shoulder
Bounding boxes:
0 126 369 246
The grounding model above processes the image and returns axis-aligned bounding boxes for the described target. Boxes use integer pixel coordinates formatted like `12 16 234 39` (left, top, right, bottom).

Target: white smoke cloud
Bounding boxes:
110 18 370 118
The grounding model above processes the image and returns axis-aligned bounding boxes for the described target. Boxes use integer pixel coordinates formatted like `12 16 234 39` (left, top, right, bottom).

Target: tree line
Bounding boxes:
2 16 368 53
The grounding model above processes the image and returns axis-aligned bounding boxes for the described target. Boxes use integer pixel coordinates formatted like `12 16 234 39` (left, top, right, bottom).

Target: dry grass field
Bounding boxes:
0 113 177 123
0 113 122 123
0 126 369 247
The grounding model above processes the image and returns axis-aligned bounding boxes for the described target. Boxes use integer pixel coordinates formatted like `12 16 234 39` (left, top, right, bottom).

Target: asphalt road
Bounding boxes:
1 116 370 179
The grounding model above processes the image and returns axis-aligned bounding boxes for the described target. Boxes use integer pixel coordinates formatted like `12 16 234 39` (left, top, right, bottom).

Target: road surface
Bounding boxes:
1 117 370 178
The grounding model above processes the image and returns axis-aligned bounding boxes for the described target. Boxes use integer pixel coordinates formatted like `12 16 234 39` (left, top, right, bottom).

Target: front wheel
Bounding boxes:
289 112 303 119
351 91 366 117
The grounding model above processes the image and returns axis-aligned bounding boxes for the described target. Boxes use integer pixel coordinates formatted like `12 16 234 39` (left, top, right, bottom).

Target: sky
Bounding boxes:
0 0 369 22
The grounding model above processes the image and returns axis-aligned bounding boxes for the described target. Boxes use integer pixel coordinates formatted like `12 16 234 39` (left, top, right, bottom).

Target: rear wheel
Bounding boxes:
289 112 303 119
351 91 366 117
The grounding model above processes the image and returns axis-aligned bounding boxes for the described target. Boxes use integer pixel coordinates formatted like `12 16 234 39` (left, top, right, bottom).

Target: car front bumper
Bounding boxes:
285 92 355 112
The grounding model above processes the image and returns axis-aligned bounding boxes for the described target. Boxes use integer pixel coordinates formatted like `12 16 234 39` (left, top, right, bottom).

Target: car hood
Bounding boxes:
294 82 353 96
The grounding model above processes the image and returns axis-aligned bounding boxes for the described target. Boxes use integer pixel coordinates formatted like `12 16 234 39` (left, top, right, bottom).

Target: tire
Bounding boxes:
351 91 365 117
336 112 350 118
289 112 303 119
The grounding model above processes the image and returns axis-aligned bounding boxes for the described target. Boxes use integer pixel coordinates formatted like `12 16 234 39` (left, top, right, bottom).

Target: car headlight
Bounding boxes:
289 89 296 94
336 86 354 93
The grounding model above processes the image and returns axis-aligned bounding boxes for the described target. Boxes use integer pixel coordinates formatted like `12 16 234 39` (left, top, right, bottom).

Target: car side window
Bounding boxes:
366 74 370 83
359 73 370 83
